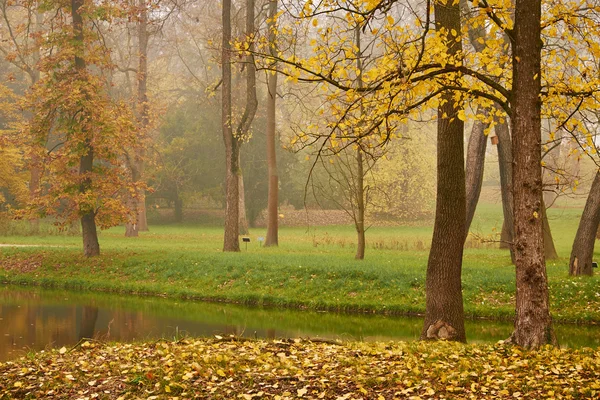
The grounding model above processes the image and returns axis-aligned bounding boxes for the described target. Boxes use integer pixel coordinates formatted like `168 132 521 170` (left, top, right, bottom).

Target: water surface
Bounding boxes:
0 286 598 361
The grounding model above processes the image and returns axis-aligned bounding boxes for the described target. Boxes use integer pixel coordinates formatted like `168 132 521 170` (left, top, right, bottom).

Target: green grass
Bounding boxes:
1 201 599 323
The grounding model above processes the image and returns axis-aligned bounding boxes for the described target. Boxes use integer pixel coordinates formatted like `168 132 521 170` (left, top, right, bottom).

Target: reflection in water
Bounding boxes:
0 286 598 361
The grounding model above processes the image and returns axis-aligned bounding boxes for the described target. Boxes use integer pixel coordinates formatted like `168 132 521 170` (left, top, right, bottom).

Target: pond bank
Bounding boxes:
1 339 599 399
1 286 599 363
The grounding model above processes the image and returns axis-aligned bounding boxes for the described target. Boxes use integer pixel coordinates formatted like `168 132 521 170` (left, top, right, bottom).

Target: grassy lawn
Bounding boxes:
1 200 599 324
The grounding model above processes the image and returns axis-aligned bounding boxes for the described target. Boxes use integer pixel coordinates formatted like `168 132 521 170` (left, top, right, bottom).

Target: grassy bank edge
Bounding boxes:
3 272 599 326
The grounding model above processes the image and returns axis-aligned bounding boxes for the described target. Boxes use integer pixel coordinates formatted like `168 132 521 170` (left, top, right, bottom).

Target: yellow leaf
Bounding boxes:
165 385 171 393
312 19 318 27
217 369 226 377
298 387 308 396
59 346 67 354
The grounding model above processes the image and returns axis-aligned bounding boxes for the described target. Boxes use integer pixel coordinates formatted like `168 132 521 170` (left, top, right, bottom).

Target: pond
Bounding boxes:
0 286 598 361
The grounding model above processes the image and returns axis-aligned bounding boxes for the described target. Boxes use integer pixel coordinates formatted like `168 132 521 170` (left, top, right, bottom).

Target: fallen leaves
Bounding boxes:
0 339 598 399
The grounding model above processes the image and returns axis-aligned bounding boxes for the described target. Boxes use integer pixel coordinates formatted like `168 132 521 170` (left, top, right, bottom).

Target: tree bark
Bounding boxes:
72 0 100 257
464 115 489 238
238 162 249 235
174 195 183 223
420 0 466 343
355 146 366 260
222 0 240 252
541 198 558 260
125 0 149 236
495 115 515 262
569 170 600 276
28 10 43 235
234 0 258 237
265 0 279 247
510 0 556 348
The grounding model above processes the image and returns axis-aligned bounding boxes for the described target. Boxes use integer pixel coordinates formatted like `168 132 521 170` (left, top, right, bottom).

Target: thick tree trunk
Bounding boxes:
464 114 489 237
569 170 600 276
510 0 556 348
72 0 100 257
222 0 240 252
541 198 558 260
126 0 149 235
265 0 279 247
420 0 466 343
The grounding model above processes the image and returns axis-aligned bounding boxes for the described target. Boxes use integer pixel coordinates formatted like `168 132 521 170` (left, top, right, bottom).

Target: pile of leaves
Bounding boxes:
1 338 599 399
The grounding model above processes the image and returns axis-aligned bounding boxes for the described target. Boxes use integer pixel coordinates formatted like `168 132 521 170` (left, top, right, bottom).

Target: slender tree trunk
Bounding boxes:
541 198 558 260
126 0 149 236
72 0 99 257
420 0 466 343
354 25 366 260
510 0 556 348
265 0 279 247
234 0 258 237
464 114 489 237
496 116 515 262
222 0 240 252
28 11 43 234
174 194 183 223
569 170 600 276
238 161 249 235
355 147 366 260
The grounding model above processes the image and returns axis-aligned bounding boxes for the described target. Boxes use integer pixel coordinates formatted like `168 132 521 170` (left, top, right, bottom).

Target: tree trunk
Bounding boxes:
420 0 466 343
28 154 41 234
495 116 515 263
510 0 556 348
238 163 249 235
355 146 366 260
541 198 558 260
569 170 600 276
125 0 149 235
174 195 183 223
72 0 100 257
28 11 43 235
222 0 240 252
234 0 258 238
265 0 279 247
464 114 489 238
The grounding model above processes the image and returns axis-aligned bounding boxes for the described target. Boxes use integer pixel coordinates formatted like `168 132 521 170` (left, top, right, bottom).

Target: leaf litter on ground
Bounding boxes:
0 338 599 399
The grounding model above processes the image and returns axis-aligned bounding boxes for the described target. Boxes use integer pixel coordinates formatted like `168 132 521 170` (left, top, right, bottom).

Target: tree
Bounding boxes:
222 0 240 252
235 0 259 236
125 0 151 237
264 0 279 247
0 0 43 232
420 0 466 342
569 170 600 276
24 0 141 256
509 0 557 347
